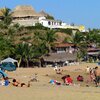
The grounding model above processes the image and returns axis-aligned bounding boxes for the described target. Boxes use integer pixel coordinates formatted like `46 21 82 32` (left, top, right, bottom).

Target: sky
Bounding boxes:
0 0 100 29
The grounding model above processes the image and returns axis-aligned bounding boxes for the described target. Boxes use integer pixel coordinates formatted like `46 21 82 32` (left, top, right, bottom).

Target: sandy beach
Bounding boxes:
0 63 100 100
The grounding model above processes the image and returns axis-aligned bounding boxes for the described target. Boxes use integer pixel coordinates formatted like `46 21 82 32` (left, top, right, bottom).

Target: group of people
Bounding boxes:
49 75 73 86
50 66 100 87
61 66 100 87
0 77 10 86
0 76 30 87
86 66 100 87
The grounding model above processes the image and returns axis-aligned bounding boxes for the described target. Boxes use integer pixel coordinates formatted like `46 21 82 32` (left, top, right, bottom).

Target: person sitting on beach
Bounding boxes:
49 79 61 85
61 75 67 83
12 79 30 87
77 75 84 82
29 73 38 82
56 69 63 75
12 79 20 87
0 79 5 86
4 77 10 86
0 77 10 86
65 75 73 85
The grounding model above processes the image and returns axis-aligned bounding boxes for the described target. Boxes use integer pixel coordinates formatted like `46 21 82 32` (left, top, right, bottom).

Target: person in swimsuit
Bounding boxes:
12 79 30 87
94 67 100 87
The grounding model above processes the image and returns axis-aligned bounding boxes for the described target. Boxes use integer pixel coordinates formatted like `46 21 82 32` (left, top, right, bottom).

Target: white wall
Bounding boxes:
39 20 49 27
13 19 39 26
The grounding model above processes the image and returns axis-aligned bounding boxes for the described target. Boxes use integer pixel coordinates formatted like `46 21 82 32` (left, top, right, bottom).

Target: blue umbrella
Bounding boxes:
0 70 8 78
0 62 16 71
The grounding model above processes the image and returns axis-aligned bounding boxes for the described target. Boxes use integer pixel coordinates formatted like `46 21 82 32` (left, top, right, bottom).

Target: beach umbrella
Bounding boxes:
0 62 16 71
0 70 8 78
1 57 18 64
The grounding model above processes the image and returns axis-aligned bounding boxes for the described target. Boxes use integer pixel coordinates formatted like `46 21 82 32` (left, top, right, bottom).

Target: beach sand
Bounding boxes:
0 63 100 100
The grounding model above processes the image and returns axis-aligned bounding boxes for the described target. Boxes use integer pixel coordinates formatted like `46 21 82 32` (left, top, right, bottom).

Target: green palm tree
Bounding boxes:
65 31 84 47
0 8 16 41
32 31 42 46
84 29 100 47
31 30 57 66
0 34 14 59
32 42 48 67
64 31 86 61
33 30 57 52
42 30 57 52
15 43 33 67
0 7 12 26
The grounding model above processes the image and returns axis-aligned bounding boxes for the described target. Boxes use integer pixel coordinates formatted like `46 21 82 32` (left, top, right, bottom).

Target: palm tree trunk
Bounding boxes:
18 57 22 68
39 59 42 67
26 59 29 67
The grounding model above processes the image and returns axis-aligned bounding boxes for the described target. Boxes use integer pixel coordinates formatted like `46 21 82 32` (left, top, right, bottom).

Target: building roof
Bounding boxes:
39 10 49 17
43 52 77 62
87 48 100 52
0 8 4 17
11 5 41 17
55 43 74 48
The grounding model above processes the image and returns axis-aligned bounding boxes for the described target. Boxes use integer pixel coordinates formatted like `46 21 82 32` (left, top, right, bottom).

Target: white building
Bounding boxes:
39 16 62 28
39 16 86 32
0 5 86 31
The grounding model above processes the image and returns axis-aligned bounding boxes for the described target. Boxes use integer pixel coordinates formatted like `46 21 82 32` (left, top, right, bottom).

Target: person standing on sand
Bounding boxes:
86 66 90 74
94 67 100 87
54 63 58 71
89 68 95 82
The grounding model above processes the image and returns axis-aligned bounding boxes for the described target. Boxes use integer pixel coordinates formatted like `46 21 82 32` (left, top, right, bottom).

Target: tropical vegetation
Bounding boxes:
0 7 100 67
